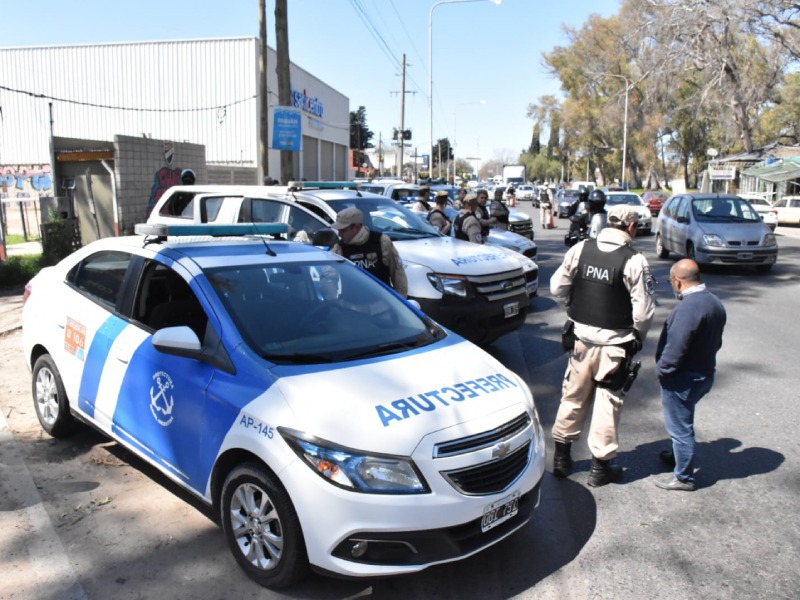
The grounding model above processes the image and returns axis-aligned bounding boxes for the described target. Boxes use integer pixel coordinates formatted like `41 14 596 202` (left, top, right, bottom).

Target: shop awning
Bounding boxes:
743 159 800 183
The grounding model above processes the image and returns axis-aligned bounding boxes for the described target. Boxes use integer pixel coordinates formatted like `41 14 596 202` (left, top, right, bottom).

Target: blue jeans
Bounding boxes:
660 373 715 483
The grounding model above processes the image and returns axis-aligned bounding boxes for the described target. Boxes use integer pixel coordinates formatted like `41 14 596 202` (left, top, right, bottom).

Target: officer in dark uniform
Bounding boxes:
331 207 408 297
550 204 655 487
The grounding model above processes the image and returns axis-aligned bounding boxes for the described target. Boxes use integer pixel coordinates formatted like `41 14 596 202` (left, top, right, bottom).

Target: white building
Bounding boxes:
0 38 350 241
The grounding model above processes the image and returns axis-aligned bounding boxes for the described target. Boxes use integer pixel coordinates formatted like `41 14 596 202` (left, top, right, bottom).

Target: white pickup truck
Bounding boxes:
148 184 538 345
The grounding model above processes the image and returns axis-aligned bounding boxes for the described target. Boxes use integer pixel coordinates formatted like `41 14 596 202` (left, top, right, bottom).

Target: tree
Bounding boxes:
275 0 293 184
350 106 375 150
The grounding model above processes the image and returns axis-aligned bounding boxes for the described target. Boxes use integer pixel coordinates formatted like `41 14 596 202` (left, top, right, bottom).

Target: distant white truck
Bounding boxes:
503 165 526 188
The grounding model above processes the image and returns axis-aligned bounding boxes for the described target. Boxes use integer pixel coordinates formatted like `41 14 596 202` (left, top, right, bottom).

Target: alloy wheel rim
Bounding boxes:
229 482 283 570
35 368 58 426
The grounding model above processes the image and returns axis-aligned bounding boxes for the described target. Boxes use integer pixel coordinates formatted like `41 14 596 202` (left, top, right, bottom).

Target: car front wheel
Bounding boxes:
32 354 76 437
655 234 669 259
221 463 308 589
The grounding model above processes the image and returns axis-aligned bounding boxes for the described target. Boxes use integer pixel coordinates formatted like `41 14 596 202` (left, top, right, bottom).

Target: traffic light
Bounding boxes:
403 129 412 140
448 148 454 160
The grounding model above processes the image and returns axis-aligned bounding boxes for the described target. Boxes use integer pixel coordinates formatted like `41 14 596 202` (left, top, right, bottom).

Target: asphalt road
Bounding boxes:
2 217 799 599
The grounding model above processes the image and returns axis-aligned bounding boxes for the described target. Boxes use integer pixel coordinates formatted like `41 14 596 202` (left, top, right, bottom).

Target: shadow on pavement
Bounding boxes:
619 437 785 489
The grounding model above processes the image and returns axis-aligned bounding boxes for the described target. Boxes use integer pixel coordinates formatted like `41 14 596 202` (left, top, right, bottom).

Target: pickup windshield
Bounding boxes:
326 198 441 240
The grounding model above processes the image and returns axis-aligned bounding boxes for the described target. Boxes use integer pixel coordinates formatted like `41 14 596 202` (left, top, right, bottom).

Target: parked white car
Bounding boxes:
604 192 653 234
742 196 778 230
771 195 800 225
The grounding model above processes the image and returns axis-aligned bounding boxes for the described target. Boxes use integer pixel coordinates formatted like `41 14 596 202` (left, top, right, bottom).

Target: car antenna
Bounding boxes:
244 202 276 256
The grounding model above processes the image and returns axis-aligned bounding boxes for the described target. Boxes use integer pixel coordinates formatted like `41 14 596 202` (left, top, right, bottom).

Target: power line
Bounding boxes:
0 83 255 113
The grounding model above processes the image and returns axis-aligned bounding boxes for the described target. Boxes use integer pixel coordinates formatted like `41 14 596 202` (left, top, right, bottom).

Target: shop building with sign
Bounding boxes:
0 38 350 243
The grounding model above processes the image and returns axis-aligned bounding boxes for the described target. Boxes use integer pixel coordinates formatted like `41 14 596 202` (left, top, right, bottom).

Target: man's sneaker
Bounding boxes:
654 473 696 492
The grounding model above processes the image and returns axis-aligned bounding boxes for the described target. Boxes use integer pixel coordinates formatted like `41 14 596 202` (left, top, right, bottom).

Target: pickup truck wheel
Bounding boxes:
32 354 76 438
655 234 669 259
221 463 308 589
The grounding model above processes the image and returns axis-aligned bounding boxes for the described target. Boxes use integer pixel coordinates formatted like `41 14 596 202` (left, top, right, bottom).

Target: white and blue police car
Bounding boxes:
22 223 545 588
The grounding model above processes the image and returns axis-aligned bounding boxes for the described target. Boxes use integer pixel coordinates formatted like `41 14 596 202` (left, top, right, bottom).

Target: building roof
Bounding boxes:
742 157 800 183
716 142 800 164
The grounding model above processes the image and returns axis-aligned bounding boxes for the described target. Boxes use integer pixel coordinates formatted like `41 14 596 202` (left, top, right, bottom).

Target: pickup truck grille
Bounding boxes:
509 221 533 239
468 269 527 302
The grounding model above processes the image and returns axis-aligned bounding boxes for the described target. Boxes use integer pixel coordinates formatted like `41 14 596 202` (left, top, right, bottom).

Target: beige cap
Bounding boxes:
435 190 449 202
607 204 641 225
331 207 364 230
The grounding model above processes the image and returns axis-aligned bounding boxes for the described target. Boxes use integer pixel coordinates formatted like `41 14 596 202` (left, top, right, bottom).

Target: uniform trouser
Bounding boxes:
552 339 628 460
540 206 553 226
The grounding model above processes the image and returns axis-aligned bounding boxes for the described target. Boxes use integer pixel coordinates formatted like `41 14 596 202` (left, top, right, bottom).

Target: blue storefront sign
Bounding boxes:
272 106 303 152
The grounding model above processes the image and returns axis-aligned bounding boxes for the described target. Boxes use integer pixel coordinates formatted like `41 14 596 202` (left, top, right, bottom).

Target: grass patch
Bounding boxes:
5 233 40 245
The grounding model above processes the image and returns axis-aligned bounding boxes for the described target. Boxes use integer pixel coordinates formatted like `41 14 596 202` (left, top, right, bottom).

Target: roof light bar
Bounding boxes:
134 223 289 237
288 181 358 190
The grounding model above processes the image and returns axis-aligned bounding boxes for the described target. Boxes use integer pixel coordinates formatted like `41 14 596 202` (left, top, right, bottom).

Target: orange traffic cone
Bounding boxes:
549 213 555 229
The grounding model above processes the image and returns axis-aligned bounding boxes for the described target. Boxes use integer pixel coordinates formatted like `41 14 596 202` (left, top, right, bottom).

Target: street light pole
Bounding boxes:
429 0 500 179
589 71 634 188
453 99 486 185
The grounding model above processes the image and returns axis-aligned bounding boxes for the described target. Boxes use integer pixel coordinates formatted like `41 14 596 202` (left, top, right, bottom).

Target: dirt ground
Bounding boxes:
0 290 252 599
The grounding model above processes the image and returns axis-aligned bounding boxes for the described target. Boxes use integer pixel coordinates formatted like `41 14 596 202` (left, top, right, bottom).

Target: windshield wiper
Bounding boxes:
262 352 336 364
386 226 436 236
344 340 420 360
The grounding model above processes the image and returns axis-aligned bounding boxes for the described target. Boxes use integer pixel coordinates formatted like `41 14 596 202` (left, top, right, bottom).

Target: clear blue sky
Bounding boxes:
4 0 621 165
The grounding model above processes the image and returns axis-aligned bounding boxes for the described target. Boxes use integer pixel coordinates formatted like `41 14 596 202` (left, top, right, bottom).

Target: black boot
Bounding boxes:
553 441 573 478
587 457 622 487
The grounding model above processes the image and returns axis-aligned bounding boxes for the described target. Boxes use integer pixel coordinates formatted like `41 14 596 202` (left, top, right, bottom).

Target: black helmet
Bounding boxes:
578 185 589 201
587 189 606 211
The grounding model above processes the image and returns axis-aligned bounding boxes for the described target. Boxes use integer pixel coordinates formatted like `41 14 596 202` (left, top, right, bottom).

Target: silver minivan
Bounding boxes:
655 193 778 272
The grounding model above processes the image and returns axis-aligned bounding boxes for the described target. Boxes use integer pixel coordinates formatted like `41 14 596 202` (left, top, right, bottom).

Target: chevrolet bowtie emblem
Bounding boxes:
492 441 512 459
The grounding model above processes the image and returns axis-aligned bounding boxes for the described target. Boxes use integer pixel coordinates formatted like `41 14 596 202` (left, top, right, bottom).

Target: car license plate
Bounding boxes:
504 302 519 318
481 492 520 533
738 252 753 260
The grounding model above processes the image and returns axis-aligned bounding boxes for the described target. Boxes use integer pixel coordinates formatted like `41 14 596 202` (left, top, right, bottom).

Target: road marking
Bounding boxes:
0 409 88 600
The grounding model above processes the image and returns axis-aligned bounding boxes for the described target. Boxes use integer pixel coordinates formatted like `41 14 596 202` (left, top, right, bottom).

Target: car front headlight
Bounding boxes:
763 233 777 246
427 273 469 297
702 234 726 247
280 429 429 494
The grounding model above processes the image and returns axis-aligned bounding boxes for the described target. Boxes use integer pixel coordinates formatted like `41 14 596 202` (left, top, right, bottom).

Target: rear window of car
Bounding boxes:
67 250 133 310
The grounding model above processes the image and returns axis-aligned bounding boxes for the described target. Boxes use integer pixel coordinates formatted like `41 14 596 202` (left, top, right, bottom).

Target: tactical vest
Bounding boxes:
476 204 491 238
428 209 450 233
453 211 474 241
341 231 392 287
568 239 637 329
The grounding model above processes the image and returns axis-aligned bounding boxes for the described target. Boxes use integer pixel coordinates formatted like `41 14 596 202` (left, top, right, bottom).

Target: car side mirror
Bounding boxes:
152 326 202 358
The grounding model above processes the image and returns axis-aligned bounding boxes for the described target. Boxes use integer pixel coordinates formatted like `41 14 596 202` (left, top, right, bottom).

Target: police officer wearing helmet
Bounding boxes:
586 189 608 239
331 207 408 297
550 203 655 487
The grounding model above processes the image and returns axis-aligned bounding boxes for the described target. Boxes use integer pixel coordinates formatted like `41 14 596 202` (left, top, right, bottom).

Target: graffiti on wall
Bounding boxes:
148 167 182 209
1 164 53 194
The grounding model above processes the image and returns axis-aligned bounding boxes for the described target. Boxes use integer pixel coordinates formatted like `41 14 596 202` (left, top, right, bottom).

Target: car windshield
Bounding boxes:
692 198 761 223
326 198 441 239
606 194 644 207
207 260 444 364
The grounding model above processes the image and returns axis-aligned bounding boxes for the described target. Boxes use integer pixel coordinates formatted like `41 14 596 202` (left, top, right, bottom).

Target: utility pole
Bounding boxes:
399 54 406 180
275 0 293 184
259 0 269 181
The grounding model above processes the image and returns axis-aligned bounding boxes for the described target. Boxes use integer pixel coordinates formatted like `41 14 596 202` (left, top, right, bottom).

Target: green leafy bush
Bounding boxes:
0 254 43 288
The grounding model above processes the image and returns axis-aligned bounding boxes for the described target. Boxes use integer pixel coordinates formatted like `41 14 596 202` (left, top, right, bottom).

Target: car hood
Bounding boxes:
271 339 531 455
486 229 536 254
395 236 526 274
697 220 771 241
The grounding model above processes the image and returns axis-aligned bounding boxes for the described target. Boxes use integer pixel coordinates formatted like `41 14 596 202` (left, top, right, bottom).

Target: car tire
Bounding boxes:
655 234 669 259
221 462 308 589
32 354 76 438
686 242 696 261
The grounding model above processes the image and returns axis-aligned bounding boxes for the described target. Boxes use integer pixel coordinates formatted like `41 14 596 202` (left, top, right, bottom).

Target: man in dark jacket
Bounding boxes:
654 259 726 491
